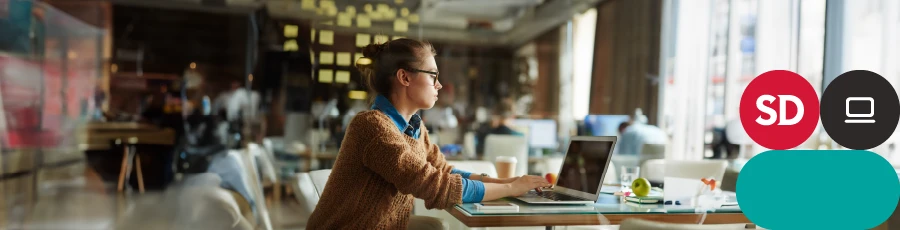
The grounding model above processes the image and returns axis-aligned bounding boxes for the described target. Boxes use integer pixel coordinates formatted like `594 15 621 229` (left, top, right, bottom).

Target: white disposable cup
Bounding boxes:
495 156 518 179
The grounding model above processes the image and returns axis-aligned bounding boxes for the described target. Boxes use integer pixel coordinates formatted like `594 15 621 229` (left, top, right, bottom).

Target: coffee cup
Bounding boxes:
495 156 517 179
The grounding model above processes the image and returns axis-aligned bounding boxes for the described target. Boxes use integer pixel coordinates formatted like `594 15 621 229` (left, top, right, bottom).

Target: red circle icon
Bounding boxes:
739 70 820 150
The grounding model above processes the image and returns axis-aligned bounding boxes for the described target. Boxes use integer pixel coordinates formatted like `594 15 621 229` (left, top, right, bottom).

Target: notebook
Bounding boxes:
625 195 664 204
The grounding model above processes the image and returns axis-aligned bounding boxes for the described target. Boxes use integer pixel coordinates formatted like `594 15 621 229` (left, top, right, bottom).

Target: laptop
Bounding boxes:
513 136 616 204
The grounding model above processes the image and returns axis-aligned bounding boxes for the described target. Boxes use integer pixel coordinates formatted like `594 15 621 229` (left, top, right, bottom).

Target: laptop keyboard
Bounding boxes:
526 191 587 201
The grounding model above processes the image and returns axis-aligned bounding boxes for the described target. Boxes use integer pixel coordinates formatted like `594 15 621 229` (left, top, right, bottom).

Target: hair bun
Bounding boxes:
362 43 386 60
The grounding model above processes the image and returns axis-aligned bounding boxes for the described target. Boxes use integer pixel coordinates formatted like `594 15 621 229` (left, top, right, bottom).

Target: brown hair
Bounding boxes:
493 99 516 118
356 38 436 98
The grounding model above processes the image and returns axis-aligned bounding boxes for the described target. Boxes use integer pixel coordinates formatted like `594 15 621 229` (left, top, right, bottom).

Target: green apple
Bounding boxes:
631 177 651 197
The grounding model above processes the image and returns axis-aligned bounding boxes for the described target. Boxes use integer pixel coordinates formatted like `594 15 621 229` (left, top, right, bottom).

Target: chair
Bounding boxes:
483 135 529 176
308 169 332 196
446 160 498 178
248 143 278 186
604 161 618 185
639 143 666 167
641 160 729 184
232 149 274 230
542 157 564 176
641 159 666 183
113 173 254 230
414 161 496 229
293 172 319 215
294 169 448 230
619 218 754 230
436 129 458 145
463 132 477 158
664 160 728 182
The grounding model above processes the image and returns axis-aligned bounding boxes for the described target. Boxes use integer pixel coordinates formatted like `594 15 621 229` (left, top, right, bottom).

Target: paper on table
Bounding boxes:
663 177 704 206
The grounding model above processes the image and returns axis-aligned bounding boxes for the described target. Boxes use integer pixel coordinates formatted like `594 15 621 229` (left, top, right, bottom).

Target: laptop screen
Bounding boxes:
556 139 614 195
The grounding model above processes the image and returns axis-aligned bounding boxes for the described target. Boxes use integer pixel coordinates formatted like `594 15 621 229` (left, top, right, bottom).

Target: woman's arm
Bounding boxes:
482 176 552 201
353 118 549 207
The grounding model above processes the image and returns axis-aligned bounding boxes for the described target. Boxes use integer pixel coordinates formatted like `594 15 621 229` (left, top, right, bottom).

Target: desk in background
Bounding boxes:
82 122 175 192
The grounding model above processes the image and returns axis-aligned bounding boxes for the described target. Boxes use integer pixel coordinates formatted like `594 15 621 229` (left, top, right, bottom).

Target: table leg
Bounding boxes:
545 226 553 230
135 152 145 193
117 144 128 192
274 181 281 204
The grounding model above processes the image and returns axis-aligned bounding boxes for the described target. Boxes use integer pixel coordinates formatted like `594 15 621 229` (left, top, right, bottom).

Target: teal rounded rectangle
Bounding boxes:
737 150 899 229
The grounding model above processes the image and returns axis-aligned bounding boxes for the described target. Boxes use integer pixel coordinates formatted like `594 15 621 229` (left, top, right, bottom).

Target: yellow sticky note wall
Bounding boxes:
394 20 408 32
284 25 298 38
356 34 371 47
337 13 352 27
319 30 334 45
357 16 371 28
374 35 389 43
283 40 299 51
336 52 352 66
335 71 351 83
319 69 334 83
320 51 334 65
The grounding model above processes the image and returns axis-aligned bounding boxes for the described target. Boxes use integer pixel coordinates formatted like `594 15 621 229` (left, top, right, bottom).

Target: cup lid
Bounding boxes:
495 156 517 163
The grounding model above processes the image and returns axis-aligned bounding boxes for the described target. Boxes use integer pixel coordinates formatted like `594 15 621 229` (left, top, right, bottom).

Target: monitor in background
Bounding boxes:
529 119 557 149
556 137 615 195
510 119 558 149
584 115 630 136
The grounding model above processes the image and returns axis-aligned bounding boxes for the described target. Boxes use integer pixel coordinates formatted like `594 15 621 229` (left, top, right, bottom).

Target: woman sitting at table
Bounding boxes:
306 38 551 229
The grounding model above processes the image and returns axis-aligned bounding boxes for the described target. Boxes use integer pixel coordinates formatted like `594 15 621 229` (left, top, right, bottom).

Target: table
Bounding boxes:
446 194 750 229
83 122 175 193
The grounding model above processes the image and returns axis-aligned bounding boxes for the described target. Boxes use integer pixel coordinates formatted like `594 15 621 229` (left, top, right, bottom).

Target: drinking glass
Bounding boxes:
620 166 641 190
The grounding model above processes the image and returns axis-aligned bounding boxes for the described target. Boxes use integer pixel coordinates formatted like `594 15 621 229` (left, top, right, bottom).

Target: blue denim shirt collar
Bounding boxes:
371 95 422 139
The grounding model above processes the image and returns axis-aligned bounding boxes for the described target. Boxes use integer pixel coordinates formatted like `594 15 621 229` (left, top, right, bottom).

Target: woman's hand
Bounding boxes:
507 175 552 197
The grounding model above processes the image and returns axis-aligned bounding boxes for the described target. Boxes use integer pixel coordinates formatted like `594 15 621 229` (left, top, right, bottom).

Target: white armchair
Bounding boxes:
641 160 729 184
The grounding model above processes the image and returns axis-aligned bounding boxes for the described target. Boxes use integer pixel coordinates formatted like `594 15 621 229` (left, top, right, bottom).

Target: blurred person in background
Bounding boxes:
422 83 459 133
213 80 261 148
307 38 550 229
616 109 667 155
475 99 525 155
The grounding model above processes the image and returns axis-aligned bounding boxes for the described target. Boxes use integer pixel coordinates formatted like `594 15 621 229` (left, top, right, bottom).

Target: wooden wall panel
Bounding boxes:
588 0 662 124
532 27 561 118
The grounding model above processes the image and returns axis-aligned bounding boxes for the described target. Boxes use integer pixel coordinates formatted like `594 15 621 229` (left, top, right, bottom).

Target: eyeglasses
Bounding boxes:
405 68 439 85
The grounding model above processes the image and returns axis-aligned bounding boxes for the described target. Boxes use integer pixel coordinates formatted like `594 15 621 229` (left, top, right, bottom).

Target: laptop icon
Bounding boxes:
845 97 875 123
512 136 616 204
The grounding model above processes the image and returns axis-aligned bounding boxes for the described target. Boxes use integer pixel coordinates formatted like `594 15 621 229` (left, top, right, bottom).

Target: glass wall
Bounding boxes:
836 0 900 161
662 0 826 161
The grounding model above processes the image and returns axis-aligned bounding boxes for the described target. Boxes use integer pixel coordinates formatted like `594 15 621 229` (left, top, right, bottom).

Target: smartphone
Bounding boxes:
474 202 519 211
478 202 515 207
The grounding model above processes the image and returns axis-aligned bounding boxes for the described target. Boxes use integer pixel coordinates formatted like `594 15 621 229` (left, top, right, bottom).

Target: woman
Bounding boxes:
307 38 551 229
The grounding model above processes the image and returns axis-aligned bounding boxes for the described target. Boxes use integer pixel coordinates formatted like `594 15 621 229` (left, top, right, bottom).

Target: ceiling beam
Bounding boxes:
502 0 603 47
111 0 264 14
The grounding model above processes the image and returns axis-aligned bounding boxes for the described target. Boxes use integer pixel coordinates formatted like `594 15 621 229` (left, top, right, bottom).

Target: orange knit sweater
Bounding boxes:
306 110 463 229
